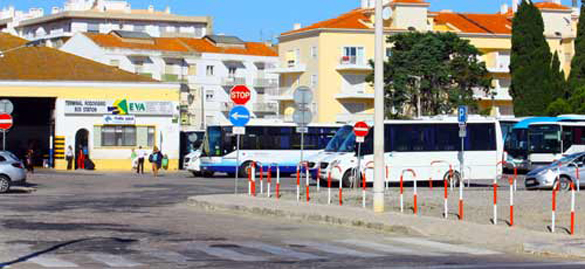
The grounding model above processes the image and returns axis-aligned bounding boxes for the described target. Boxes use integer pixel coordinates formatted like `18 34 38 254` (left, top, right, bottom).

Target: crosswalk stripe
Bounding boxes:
337 239 445 257
389 238 501 255
187 242 267 262
87 253 144 267
138 247 190 263
234 241 322 260
283 240 383 258
28 255 78 268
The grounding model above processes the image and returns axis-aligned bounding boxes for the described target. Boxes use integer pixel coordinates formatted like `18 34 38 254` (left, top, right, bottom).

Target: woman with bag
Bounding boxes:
148 146 163 177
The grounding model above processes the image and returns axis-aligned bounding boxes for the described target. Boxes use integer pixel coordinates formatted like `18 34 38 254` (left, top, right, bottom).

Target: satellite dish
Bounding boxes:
382 7 392 20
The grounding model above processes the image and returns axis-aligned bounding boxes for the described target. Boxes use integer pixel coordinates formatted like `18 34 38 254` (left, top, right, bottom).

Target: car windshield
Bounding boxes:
324 125 353 152
529 125 561 154
338 133 356 153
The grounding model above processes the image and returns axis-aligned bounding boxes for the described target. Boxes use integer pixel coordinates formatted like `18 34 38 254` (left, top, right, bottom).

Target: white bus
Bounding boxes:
305 124 354 179
319 117 504 186
199 122 340 177
527 121 585 168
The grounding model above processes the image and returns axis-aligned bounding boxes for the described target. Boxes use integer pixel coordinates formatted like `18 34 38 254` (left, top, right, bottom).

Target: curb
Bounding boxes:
188 197 424 236
524 242 585 258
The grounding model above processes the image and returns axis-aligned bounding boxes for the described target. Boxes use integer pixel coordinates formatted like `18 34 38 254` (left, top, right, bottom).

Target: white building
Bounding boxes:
0 0 212 48
61 31 280 130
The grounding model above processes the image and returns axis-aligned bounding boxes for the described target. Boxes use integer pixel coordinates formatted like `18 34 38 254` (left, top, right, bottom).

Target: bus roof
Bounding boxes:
512 116 585 129
529 121 585 127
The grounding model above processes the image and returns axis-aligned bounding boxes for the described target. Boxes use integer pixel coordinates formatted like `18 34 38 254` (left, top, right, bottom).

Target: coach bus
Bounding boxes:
319 117 503 187
199 122 339 177
527 121 585 169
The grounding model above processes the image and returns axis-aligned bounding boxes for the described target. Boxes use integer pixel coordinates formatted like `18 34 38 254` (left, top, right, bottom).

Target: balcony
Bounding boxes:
487 64 510 74
221 76 246 87
252 102 278 114
266 87 294 100
336 113 374 123
162 74 188 83
336 56 372 71
335 90 374 99
253 78 278 88
267 61 306 74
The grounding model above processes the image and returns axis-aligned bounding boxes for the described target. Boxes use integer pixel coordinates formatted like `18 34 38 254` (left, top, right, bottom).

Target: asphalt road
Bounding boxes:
0 170 582 268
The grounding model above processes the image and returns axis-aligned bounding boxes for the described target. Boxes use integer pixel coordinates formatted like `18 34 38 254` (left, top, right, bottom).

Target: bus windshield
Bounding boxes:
529 125 561 154
325 125 353 152
505 128 529 159
338 133 356 153
203 126 224 157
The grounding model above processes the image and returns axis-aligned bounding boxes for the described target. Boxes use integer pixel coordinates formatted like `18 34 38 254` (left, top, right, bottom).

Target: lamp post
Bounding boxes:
373 0 386 213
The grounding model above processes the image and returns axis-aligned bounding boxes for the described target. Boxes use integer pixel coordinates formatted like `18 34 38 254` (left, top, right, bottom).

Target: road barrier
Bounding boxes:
274 164 281 199
317 167 321 192
399 169 417 214
509 175 514 226
571 181 576 235
258 162 264 195
430 160 453 192
362 161 376 209
305 162 310 202
266 165 272 198
493 161 505 225
552 182 559 233
248 162 256 197
336 165 344 206
296 164 301 202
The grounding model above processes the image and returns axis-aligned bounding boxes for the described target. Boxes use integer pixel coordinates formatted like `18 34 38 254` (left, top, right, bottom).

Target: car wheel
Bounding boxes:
556 176 572 191
0 175 11 193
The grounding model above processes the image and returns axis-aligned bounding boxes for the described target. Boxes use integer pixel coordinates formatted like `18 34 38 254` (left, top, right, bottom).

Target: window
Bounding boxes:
205 90 214 100
228 67 237 77
311 46 318 59
147 127 155 147
101 126 136 146
342 46 365 65
310 74 318 88
134 25 146 32
0 156 5 162
206 65 214 76
165 62 175 74
87 23 99 33
188 64 197 75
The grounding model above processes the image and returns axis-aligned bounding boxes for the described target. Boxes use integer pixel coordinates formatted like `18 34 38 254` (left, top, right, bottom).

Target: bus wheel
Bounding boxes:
443 171 461 187
202 171 214 178
556 176 572 191
239 162 253 178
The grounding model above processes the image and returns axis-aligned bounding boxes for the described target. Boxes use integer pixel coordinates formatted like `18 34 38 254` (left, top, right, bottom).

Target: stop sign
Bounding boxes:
0 114 12 130
353 121 369 137
230 85 251 105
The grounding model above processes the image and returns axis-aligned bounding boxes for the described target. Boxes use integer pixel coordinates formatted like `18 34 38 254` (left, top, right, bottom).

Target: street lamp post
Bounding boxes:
373 0 386 213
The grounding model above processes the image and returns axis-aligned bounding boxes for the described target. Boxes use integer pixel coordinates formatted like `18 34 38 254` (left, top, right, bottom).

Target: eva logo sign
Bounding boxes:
65 99 175 116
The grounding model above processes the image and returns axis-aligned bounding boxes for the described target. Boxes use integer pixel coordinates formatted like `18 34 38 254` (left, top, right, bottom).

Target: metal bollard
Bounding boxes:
259 164 264 195
459 172 463 220
317 167 321 193
552 183 558 233
443 178 448 218
571 181 576 235
248 167 252 196
305 163 310 202
267 166 272 198
493 176 498 225
385 166 390 191
296 164 300 202
414 174 418 215
276 165 281 199
327 168 332 205
362 171 366 208
509 176 514 226
337 166 343 206
400 174 404 213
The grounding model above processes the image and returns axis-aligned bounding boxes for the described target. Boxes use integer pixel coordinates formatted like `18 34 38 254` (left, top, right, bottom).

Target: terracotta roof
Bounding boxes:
391 0 429 4
434 12 512 34
0 33 155 82
84 33 277 57
534 2 571 10
281 9 370 36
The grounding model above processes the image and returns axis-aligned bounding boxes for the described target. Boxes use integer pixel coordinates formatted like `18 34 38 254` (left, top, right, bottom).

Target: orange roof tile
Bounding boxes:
178 38 277 57
281 9 370 36
434 12 512 35
85 33 190 52
434 12 489 34
534 2 571 10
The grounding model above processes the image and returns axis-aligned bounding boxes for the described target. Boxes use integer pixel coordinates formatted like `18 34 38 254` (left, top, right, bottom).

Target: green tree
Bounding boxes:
569 86 585 114
568 0 585 93
510 1 556 116
550 51 567 101
546 98 572 116
366 32 491 117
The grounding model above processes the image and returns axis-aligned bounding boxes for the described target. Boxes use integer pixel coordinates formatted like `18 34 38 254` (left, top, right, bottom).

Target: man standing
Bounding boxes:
66 146 74 170
137 146 146 174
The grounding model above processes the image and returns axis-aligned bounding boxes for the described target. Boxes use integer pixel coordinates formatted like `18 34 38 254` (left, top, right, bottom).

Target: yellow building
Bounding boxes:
271 0 578 122
0 33 181 171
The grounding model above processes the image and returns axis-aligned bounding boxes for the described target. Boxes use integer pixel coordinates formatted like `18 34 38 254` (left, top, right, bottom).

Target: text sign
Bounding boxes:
103 115 135 125
229 106 251 127
230 85 251 105
64 100 175 115
233 126 246 135
0 114 13 130
458 105 468 125
459 125 467 138
353 121 369 138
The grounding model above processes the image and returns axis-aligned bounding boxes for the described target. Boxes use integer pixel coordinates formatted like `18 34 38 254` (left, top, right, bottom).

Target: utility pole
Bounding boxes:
373 0 385 213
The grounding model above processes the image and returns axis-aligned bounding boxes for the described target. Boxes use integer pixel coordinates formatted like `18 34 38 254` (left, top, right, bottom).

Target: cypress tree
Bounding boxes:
550 51 567 100
510 1 554 116
568 0 585 93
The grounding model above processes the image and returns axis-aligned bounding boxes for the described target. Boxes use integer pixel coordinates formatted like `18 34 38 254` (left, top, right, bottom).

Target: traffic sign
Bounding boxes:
293 109 313 125
296 127 309 133
0 114 13 130
229 106 251 127
353 121 369 137
458 105 468 126
293 86 313 107
233 126 246 135
0 99 13 114
459 125 467 138
230 85 251 105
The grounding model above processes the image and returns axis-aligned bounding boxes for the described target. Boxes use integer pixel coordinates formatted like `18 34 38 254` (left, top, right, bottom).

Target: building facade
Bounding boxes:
272 0 579 123
61 31 279 129
0 0 212 48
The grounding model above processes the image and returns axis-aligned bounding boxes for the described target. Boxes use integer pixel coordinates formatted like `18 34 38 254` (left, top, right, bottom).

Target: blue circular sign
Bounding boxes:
229 106 251 127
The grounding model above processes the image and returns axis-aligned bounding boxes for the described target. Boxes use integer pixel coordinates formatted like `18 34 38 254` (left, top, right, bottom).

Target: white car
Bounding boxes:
184 150 202 176
0 151 26 193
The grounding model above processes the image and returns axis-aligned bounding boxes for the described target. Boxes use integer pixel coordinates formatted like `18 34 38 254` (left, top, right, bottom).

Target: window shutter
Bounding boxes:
94 126 102 147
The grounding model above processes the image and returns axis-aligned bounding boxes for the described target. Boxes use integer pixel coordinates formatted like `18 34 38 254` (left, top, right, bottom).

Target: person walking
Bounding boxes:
25 148 34 175
66 146 74 170
149 146 163 177
136 146 146 174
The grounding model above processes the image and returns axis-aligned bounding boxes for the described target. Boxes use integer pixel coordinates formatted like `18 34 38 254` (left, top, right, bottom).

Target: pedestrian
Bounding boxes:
136 146 146 174
149 146 163 177
66 145 74 170
77 148 85 169
25 148 34 174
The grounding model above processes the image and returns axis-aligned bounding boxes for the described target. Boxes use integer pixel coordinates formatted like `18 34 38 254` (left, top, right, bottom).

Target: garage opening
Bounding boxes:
0 97 55 166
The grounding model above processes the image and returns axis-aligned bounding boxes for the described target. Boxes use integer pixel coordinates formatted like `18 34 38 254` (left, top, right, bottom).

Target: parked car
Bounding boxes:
0 151 26 193
184 150 202 176
525 152 585 191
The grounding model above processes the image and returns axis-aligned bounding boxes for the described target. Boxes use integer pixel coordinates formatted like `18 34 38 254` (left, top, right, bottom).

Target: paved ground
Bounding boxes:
0 170 583 268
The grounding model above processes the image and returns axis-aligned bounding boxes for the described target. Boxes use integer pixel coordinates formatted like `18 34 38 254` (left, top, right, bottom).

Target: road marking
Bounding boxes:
337 239 445 257
187 242 267 262
388 261 585 269
234 241 322 260
139 247 190 263
284 240 383 258
28 255 78 268
388 238 501 255
87 253 144 267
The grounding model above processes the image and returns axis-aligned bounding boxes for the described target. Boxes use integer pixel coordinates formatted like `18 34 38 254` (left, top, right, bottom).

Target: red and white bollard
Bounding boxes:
399 169 417 214
327 168 332 205
414 173 418 215
552 183 559 233
267 166 272 198
249 162 256 197
317 167 321 192
571 181 576 235
400 173 404 213
459 172 463 220
248 167 252 196
443 177 448 218
385 166 390 190
296 164 301 202
493 176 498 225
509 176 514 226
337 166 343 206
275 165 281 199
305 163 310 202
362 171 367 208
259 164 264 195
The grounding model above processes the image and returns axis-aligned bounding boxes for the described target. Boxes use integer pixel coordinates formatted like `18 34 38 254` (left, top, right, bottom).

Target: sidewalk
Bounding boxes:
188 193 585 258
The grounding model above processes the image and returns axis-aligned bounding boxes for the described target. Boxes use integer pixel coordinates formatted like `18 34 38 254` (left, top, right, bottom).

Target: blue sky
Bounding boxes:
1 0 579 41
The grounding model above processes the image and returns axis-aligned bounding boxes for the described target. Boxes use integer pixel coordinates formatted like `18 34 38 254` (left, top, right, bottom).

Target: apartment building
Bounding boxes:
61 31 279 130
272 0 578 123
0 0 212 48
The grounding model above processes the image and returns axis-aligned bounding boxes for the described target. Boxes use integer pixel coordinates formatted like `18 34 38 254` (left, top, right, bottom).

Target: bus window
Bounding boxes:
529 125 561 154
467 123 496 151
206 126 223 156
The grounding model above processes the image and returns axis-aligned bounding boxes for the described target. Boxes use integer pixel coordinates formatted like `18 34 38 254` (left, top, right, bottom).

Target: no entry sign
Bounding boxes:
0 114 13 130
354 121 369 137
230 85 251 105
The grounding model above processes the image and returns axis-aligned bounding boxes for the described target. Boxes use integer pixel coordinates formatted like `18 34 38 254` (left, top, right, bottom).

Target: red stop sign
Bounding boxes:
354 121 369 137
230 85 251 105
0 114 12 130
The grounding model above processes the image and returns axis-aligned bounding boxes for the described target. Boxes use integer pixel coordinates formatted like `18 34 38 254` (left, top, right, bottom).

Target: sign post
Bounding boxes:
458 105 468 220
0 114 14 151
354 122 369 189
230 85 252 194
293 86 313 166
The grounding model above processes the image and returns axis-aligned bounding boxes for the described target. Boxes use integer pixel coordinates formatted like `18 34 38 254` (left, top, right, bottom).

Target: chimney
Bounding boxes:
500 3 508 14
165 6 171 14
293 23 301 30
512 0 518 13
148 5 154 13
